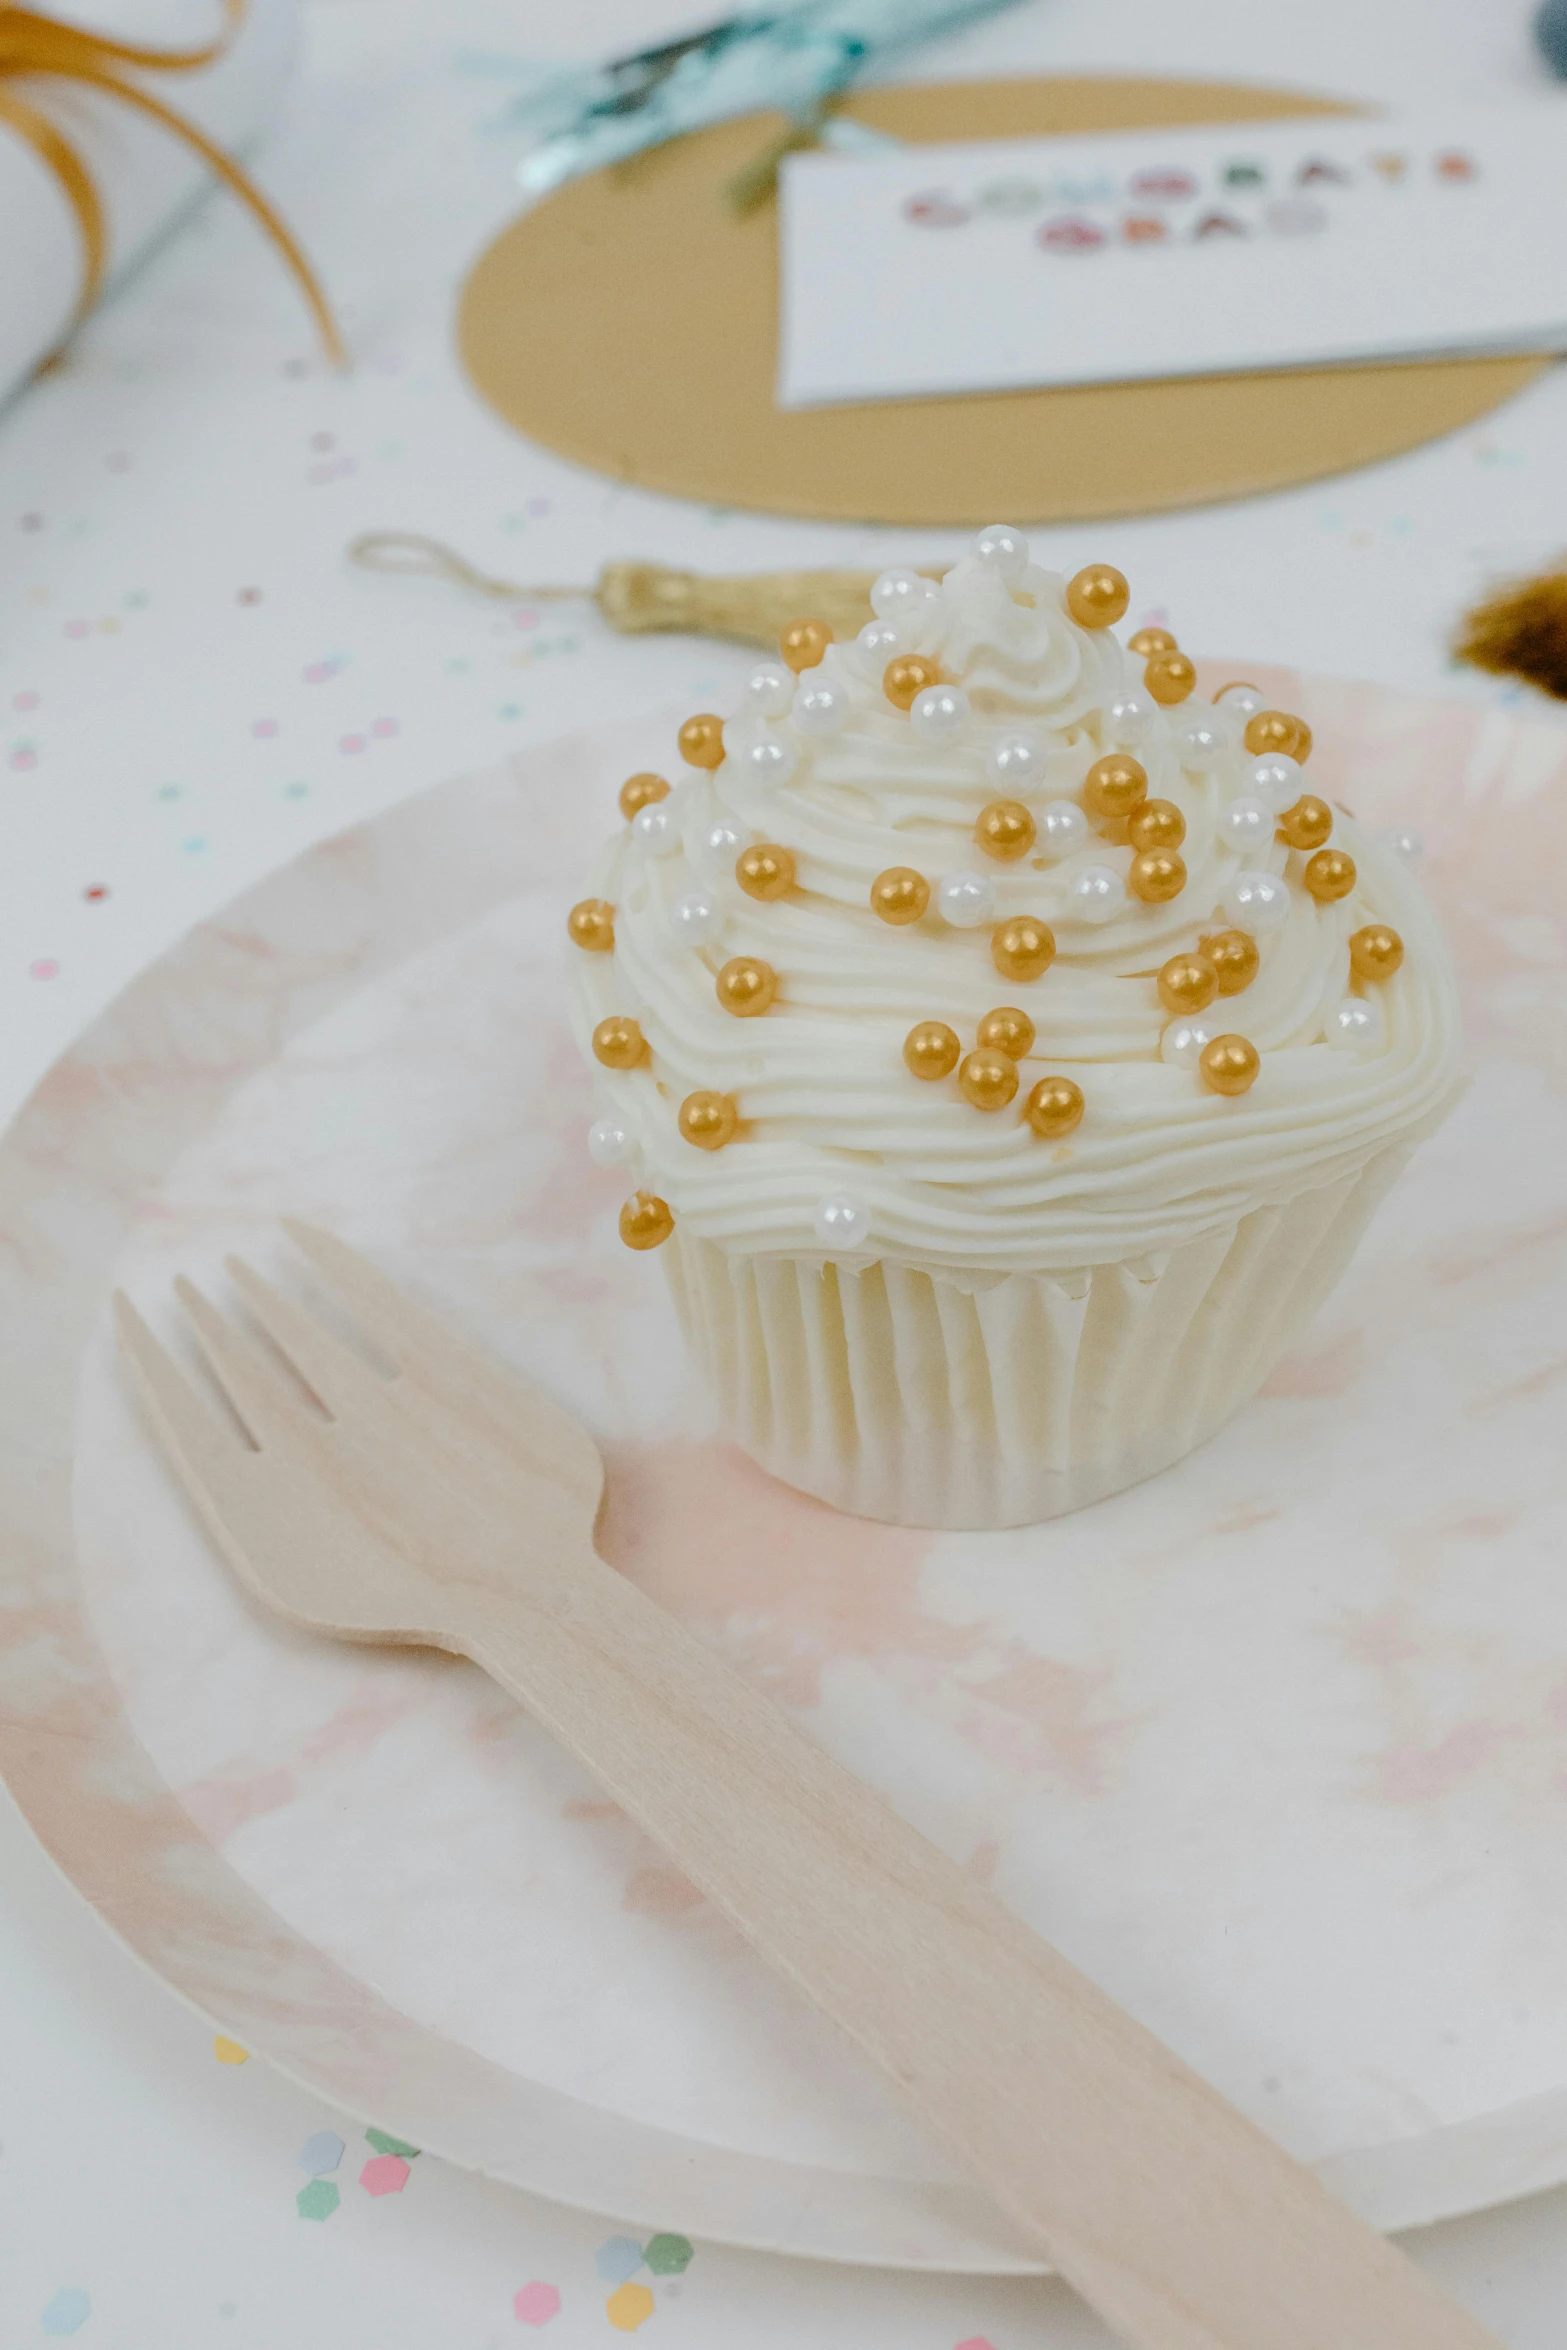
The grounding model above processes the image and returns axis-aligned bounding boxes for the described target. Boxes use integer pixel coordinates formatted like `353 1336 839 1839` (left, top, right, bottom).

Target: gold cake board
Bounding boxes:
457 75 1548 528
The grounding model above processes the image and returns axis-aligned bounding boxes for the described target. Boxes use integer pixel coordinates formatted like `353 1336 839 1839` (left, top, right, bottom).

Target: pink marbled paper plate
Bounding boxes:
4 676 1567 2274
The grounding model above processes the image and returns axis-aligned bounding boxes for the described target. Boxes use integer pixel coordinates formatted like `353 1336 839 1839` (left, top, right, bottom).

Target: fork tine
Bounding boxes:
113 1291 255 1472
174 1275 319 1452
280 1217 420 1370
224 1255 386 1422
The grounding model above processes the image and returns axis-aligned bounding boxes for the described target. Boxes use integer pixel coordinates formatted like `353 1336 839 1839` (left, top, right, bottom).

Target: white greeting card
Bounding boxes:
777 102 1567 407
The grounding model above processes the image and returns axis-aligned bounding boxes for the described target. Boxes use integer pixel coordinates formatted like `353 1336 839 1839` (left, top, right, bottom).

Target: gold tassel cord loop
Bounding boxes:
347 531 942 650
0 0 343 364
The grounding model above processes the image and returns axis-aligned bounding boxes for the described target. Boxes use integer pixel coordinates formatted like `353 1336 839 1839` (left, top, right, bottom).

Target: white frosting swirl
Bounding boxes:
572 550 1461 1273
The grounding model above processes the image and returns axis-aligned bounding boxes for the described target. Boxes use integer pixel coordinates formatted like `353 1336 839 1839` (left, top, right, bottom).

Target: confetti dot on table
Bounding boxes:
296 2180 339 2222
513 610 540 630
594 2237 645 2286
238 587 262 605
525 495 551 516
156 783 181 799
642 2235 692 2277
364 2128 420 2157
370 716 398 737
512 2282 561 2327
283 781 310 798
954 2337 998 2348
310 431 335 451
40 2287 91 2335
82 885 109 902
65 620 88 639
11 748 37 771
213 2035 249 2063
340 733 366 754
29 959 59 981
106 451 131 472
182 836 207 853
498 703 520 720
299 2130 344 2175
21 512 43 530
359 2154 410 2197
252 719 278 739
605 2285 654 2333
123 590 149 610
13 690 38 711
303 661 334 683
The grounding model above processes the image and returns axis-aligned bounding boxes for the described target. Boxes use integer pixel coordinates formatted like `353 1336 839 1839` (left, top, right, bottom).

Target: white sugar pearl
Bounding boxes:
1325 996 1385 1056
1388 824 1424 866
672 889 721 946
741 733 797 787
937 870 995 927
1220 686 1265 718
792 676 849 735
857 617 908 664
1249 752 1302 812
706 818 743 857
814 1193 869 1250
910 684 971 742
739 660 795 719
871 566 939 621
587 1115 631 1168
1223 868 1290 931
1069 863 1122 923
1161 1016 1215 1070
1104 691 1154 743
1040 799 1089 855
1175 711 1228 771
972 522 1029 578
985 729 1046 788
1222 796 1273 853
632 800 681 856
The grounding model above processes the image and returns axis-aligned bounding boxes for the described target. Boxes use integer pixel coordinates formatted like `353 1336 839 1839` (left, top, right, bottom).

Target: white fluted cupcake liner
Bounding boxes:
664 1140 1419 1529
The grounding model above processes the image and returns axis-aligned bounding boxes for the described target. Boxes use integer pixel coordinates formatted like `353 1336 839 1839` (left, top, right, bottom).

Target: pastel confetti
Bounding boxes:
512 2282 561 2327
594 2236 645 2285
298 2131 344 2175
28 960 59 980
954 2339 999 2349
605 2284 654 2333
359 2154 410 2197
364 2127 420 2158
296 2180 339 2222
642 2235 693 2276
212 2036 249 2064
40 2288 90 2336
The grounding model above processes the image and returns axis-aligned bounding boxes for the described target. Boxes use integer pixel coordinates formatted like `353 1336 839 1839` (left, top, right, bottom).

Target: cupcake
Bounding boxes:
568 527 1461 1530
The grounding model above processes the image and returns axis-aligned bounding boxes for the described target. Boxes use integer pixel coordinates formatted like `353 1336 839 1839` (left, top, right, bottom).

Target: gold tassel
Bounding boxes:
1453 565 1567 702
348 531 940 651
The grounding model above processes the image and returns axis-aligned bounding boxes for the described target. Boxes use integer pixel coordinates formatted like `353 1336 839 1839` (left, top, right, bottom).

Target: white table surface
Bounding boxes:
4 0 1567 2341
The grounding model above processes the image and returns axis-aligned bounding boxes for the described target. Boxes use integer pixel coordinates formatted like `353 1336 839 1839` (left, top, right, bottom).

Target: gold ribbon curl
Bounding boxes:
0 0 343 368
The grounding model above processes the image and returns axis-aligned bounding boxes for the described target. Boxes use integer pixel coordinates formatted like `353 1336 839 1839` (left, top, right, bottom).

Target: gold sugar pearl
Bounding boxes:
1128 798 1186 853
1200 1034 1261 1097
618 772 669 821
1201 929 1261 996
1025 1074 1085 1140
736 843 796 901
1158 952 1219 1016
715 956 777 1017
593 1014 645 1070
904 1020 962 1081
883 653 940 710
1244 709 1313 763
678 1090 738 1151
1304 846 1356 903
780 617 833 672
1065 565 1130 628
620 1190 674 1250
977 1006 1036 1059
1083 752 1147 822
1276 794 1333 852
1144 650 1197 705
959 1047 1019 1112
678 712 726 770
991 915 1056 983
567 898 615 953
975 799 1037 861
1128 626 1178 657
871 866 930 925
1128 848 1187 904
1349 924 1404 982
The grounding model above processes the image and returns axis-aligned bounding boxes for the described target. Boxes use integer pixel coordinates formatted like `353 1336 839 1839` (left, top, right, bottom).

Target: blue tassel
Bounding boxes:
1537 0 1567 74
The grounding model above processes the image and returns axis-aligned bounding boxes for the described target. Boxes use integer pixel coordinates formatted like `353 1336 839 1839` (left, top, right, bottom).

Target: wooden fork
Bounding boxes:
115 1223 1499 2350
